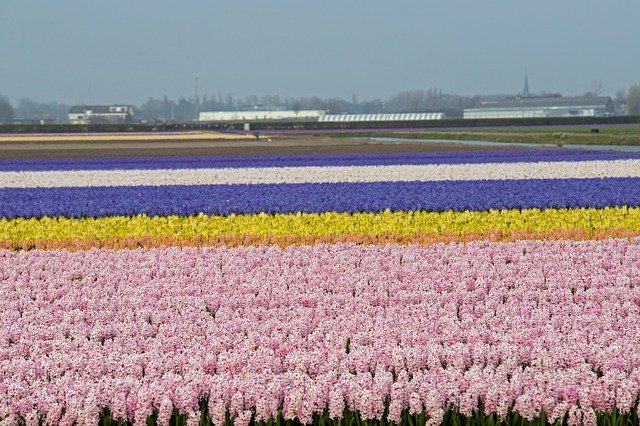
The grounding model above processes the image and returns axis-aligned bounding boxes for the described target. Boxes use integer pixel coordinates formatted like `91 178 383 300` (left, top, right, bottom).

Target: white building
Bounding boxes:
463 97 615 119
199 110 325 122
68 105 134 124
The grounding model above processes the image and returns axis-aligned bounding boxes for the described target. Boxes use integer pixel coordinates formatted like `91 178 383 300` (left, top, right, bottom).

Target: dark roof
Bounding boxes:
69 105 131 114
474 96 613 110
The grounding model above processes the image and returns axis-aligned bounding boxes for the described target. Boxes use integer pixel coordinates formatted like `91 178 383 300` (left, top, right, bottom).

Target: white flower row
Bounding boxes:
1 159 640 188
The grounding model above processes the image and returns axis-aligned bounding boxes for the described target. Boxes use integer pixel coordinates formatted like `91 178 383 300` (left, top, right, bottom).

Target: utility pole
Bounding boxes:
195 77 200 123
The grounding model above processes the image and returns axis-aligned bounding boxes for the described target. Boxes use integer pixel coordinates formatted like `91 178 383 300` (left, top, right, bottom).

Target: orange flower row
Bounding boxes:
5 228 639 252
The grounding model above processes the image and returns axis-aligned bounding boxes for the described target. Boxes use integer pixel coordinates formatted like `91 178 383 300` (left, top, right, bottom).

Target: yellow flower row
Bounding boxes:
2 207 639 245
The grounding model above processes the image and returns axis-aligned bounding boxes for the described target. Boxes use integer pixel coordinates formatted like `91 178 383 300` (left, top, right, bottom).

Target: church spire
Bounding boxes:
523 73 530 97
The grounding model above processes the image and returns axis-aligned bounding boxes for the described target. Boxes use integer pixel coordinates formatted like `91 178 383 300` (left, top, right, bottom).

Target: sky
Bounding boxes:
1 0 639 105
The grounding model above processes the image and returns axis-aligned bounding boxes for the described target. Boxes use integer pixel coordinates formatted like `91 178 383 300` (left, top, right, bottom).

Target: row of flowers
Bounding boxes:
2 149 638 172
4 159 640 188
2 207 640 247
2 239 640 425
2 178 640 219
5 228 640 252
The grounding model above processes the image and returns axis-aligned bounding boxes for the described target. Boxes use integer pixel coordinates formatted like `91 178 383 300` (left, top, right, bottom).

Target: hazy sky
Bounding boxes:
1 0 639 105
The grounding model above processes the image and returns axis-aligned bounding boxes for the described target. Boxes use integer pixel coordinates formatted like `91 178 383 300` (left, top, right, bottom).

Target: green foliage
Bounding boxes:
11 404 640 426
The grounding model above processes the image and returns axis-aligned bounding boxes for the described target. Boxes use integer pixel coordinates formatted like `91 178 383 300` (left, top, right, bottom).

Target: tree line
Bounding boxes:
2 85 640 124
135 89 472 122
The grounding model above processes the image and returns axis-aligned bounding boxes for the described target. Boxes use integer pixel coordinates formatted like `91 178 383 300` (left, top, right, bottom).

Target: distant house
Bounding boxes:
68 105 134 124
463 97 615 119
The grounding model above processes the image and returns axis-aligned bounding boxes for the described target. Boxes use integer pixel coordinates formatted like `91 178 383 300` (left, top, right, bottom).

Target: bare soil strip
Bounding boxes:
0 136 526 160
0 131 247 143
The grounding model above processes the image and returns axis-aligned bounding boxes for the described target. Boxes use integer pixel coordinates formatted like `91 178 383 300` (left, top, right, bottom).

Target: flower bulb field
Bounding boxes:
2 137 640 426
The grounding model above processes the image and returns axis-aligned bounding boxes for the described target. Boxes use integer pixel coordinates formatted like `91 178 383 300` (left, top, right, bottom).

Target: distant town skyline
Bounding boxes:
1 0 639 105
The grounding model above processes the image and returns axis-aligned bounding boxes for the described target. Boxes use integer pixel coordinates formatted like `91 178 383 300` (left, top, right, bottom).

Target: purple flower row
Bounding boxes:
1 149 639 172
2 177 639 219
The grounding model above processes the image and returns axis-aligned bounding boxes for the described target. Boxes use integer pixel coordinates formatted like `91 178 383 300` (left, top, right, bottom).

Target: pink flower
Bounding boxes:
235 410 253 426
567 406 582 426
186 410 201 426
582 408 597 426
328 388 344 419
208 400 227 426
157 397 174 426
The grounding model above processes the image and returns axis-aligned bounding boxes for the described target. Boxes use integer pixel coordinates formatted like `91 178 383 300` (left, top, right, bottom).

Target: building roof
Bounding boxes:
473 96 613 110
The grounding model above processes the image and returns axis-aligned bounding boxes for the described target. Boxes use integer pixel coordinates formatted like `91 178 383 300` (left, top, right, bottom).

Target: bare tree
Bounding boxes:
590 79 604 97
0 95 14 124
614 89 627 114
615 89 627 104
628 84 640 115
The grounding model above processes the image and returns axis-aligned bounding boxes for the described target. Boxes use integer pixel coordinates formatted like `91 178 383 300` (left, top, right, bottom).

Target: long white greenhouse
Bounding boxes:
319 113 445 122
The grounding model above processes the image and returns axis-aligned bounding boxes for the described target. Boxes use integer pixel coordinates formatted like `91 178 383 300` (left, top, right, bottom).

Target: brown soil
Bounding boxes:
0 135 526 160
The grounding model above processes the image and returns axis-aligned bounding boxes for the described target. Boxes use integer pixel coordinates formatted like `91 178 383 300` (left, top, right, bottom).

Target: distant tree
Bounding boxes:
387 90 426 112
138 96 177 121
615 89 627 104
351 93 358 113
260 95 282 109
387 89 456 113
590 79 604 97
614 89 628 114
288 97 316 111
463 95 483 109
175 98 196 121
0 95 14 123
249 95 260 108
324 98 346 115
201 93 224 112
138 97 161 120
425 88 443 109
14 98 67 122
17 98 40 119
301 97 325 110
224 94 234 110
628 84 640 115
360 99 384 114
